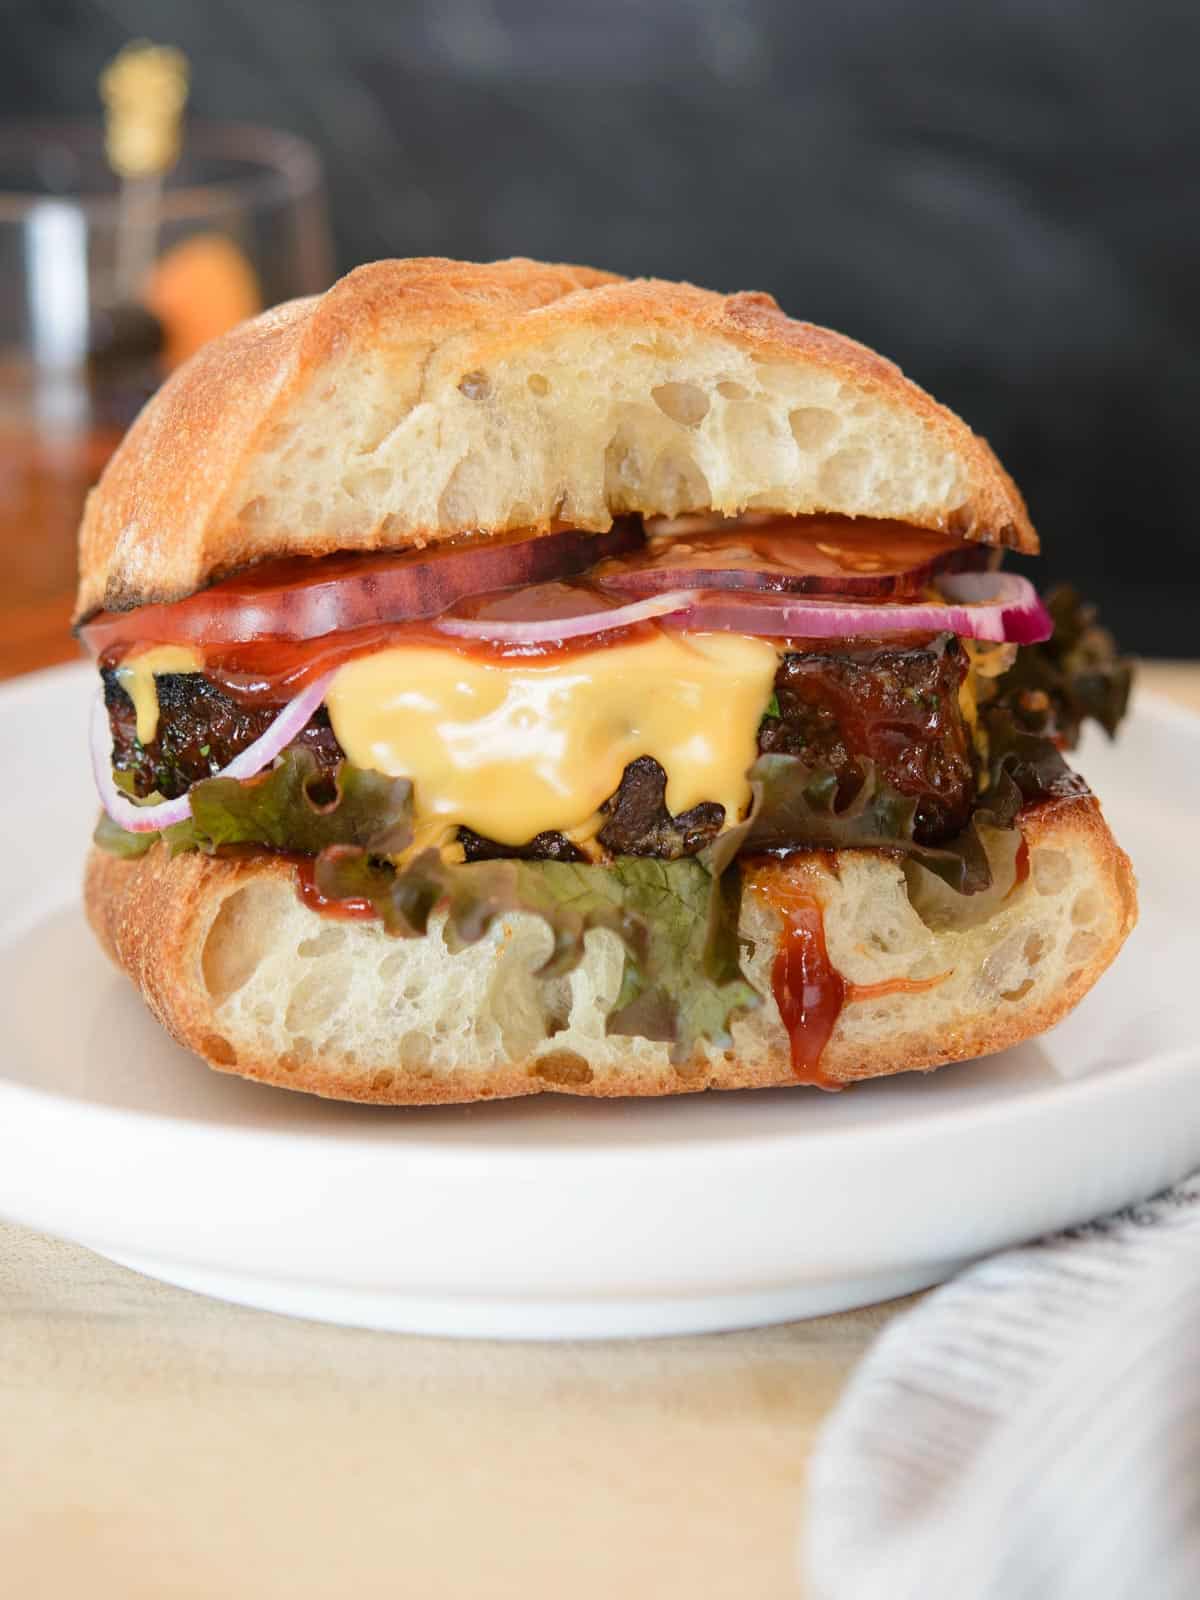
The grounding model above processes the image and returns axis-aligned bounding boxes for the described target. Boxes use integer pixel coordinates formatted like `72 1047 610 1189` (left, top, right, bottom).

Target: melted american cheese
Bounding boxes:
116 644 203 744
325 632 780 853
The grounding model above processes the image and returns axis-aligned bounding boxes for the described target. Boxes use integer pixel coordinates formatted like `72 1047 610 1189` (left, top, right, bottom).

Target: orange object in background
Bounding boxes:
143 233 263 370
0 119 330 682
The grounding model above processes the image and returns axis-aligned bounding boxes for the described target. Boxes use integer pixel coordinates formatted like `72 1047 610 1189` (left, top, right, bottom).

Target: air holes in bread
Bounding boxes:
202 887 270 1002
200 1032 237 1065
527 373 549 396
604 428 645 497
650 447 710 515
981 932 1025 995
789 406 839 450
725 400 780 475
1072 890 1100 925
651 381 709 426
540 980 572 1037
284 969 349 1034
400 1030 433 1067
1033 850 1071 895
1067 930 1102 965
438 451 490 525
531 1051 593 1086
819 446 872 501
1000 978 1035 1002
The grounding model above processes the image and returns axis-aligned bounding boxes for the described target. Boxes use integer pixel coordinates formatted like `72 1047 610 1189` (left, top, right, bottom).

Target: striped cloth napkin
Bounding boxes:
804 1176 1200 1600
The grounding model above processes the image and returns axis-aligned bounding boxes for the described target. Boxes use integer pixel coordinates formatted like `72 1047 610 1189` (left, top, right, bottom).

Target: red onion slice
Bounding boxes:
665 572 1052 644
90 691 194 832
91 670 336 833
434 589 701 644
933 571 1055 643
217 671 336 780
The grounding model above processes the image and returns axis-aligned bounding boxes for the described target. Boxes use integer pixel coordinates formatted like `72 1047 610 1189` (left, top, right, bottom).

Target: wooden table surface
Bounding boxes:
1 611 1196 1598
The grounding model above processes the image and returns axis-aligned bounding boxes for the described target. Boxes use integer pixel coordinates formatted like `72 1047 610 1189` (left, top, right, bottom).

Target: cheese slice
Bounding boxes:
116 644 203 744
325 631 779 852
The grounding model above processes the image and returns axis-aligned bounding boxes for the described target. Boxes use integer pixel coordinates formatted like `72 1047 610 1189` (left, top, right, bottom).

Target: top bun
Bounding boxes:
75 257 1035 619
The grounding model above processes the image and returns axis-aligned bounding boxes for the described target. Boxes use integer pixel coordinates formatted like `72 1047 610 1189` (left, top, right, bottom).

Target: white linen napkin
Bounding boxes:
804 1176 1200 1600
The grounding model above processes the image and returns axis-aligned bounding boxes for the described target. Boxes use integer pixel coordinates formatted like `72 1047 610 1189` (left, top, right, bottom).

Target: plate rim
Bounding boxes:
0 1037 1198 1171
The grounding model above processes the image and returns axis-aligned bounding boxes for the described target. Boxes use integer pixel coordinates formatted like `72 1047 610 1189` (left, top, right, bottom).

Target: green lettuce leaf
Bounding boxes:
731 702 1088 895
315 845 759 1061
988 585 1134 745
93 748 415 860
736 752 993 893
976 706 1089 814
93 811 159 859
95 749 759 1059
178 751 414 857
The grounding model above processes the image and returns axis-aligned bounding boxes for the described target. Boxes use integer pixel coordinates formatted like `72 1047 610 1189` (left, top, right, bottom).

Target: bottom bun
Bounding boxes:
84 795 1136 1104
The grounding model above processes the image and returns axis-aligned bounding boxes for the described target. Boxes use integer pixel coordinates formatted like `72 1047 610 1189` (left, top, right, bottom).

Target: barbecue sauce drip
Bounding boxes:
294 858 377 921
1006 837 1031 897
298 853 952 1067
749 865 954 1086
848 972 952 1003
769 893 846 1089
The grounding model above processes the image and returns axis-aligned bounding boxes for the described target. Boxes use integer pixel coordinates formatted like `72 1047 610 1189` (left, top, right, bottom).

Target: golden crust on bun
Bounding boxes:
76 257 1034 620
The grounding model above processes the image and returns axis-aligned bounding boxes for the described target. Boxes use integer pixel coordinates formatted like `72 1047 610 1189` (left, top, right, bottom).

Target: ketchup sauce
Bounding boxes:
748 863 952 1086
294 858 378 922
768 891 847 1088
100 599 661 708
1006 837 1031 898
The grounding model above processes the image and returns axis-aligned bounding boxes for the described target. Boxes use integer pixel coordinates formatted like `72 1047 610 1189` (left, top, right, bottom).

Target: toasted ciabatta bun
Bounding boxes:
75 257 1034 619
85 796 1135 1104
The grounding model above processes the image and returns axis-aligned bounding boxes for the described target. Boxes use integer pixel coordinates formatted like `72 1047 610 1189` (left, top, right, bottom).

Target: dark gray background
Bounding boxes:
9 0 1197 653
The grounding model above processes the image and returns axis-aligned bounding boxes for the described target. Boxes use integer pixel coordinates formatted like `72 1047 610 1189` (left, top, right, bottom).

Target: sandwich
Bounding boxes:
78 257 1137 1104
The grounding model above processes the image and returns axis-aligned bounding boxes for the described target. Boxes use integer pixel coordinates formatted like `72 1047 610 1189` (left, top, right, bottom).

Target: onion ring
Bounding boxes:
663 572 1052 644
433 589 701 643
91 671 336 832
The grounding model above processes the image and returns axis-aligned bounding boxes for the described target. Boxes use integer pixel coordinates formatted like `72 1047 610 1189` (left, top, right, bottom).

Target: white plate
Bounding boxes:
0 663 1197 1339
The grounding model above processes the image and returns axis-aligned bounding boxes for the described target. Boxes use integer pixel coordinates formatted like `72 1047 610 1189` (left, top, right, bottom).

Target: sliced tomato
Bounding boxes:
79 521 646 657
596 514 987 596
81 513 991 663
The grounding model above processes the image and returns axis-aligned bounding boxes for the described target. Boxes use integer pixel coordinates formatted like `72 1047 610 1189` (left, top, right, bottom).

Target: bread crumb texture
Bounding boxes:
77 258 1033 616
85 795 1135 1104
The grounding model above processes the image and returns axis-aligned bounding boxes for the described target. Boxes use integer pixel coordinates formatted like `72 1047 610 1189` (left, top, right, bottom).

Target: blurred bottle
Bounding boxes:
0 43 333 678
